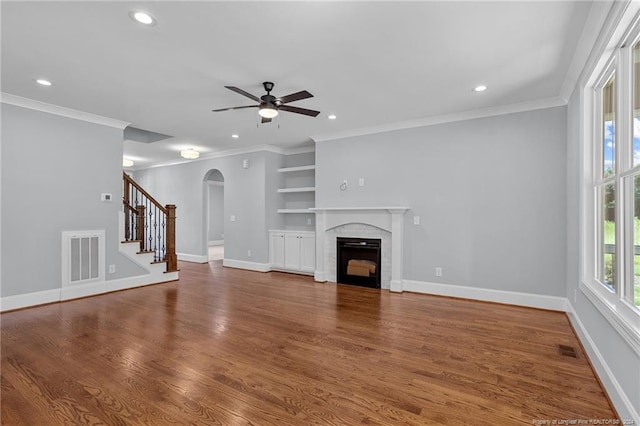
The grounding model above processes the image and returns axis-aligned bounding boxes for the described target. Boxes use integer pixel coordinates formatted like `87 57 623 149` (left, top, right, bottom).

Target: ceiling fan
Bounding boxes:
212 81 320 123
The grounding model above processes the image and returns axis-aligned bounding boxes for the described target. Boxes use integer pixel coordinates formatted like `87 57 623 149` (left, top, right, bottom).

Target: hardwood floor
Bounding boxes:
1 261 617 425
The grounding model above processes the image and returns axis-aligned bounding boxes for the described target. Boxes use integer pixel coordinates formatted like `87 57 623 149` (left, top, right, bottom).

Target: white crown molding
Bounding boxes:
575 0 640 92
312 96 566 143
0 92 130 129
137 143 314 171
558 0 615 103
282 145 315 155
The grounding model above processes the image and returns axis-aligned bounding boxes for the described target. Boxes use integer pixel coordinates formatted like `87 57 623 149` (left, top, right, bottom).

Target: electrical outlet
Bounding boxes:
108 264 116 274
307 218 312 225
230 215 236 222
247 250 252 257
435 267 442 277
413 216 420 225
358 178 365 186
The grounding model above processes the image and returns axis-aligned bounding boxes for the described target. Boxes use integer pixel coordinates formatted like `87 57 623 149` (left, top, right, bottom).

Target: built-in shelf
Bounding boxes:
278 165 316 173
278 187 316 193
277 209 313 214
278 163 315 217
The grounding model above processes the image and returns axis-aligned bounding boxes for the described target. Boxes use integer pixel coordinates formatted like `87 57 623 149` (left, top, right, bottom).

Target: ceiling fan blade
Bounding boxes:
279 105 321 117
211 105 258 112
225 86 261 102
277 90 313 104
261 116 272 124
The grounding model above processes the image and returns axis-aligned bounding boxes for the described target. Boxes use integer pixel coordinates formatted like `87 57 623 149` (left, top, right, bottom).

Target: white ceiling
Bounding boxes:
2 1 598 168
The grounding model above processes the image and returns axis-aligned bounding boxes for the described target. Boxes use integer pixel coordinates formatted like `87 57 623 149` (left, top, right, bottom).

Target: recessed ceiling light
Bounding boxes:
129 10 156 26
36 79 52 86
328 114 337 120
232 134 239 139
473 85 487 92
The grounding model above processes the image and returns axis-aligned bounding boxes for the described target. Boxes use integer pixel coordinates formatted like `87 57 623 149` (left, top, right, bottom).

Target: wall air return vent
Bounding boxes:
62 230 105 286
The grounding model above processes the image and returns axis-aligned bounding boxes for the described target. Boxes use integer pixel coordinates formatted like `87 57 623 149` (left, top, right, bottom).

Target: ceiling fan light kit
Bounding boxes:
212 81 320 123
258 105 278 119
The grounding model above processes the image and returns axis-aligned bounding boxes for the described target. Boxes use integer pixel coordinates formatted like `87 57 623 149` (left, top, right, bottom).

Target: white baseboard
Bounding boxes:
61 281 107 301
269 266 314 276
402 279 567 311
1 273 180 312
208 240 224 246
177 253 208 263
107 272 179 292
0 288 61 312
223 258 270 272
566 303 640 424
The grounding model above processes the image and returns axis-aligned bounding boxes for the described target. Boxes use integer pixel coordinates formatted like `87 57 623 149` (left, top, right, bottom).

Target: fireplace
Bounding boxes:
337 237 381 288
312 207 409 292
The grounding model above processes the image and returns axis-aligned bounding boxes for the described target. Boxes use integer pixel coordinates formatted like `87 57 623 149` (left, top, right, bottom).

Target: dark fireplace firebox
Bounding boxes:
337 237 381 289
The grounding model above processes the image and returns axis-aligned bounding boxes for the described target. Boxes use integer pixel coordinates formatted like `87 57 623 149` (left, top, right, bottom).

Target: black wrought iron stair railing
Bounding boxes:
122 172 177 272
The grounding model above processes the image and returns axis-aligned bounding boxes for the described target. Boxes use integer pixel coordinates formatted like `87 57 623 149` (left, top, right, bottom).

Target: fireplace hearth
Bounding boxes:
337 237 381 289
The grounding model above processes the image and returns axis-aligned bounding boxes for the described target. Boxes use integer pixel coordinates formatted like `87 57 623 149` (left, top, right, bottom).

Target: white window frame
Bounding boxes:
581 4 640 357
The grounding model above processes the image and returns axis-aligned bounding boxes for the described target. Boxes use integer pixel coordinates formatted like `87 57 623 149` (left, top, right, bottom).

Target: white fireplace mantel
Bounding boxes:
311 207 409 292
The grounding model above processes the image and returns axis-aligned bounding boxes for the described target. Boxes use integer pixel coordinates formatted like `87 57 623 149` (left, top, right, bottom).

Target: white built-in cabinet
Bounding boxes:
269 230 315 275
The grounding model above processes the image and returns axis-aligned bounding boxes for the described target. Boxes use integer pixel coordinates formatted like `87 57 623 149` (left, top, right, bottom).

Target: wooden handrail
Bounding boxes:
122 172 177 273
123 172 167 214
124 204 137 214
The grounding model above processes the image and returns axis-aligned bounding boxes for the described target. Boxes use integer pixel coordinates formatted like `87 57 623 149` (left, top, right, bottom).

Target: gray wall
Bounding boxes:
133 150 282 263
316 106 567 296
1 104 144 298
207 182 224 242
566 89 640 420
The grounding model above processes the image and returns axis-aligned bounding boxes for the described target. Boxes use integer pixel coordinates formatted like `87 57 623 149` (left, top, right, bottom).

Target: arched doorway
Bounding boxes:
203 169 224 262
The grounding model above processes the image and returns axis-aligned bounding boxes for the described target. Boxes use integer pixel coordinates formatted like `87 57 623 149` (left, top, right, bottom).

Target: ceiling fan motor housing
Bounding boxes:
260 94 277 108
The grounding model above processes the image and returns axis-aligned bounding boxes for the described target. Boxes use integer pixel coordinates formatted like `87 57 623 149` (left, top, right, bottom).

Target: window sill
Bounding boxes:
580 280 640 357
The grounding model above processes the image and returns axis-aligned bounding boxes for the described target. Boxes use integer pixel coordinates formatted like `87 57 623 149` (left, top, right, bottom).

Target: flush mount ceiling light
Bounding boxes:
36 78 52 86
123 158 134 168
180 148 199 159
328 114 337 120
232 134 239 139
473 85 488 92
129 10 156 26
258 104 278 119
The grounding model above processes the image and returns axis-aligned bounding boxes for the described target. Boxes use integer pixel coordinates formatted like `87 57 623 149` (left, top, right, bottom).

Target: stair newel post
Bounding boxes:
165 204 178 272
136 205 146 252
123 174 131 240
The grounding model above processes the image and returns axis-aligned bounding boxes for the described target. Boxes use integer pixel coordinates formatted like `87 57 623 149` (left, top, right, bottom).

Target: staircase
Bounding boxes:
122 172 178 273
